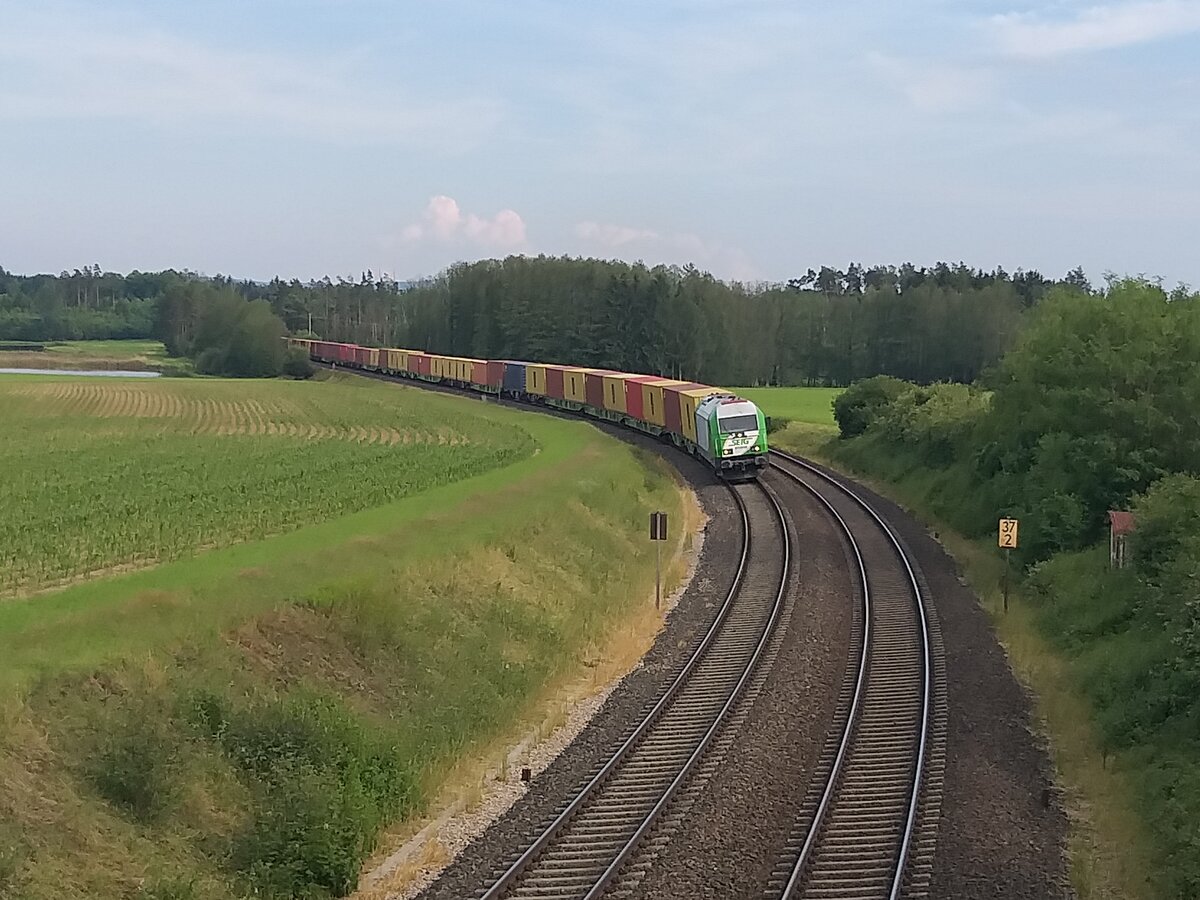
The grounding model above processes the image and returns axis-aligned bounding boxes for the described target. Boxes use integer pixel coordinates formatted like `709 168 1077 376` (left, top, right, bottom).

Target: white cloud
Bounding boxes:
402 196 527 248
573 221 661 247
868 54 994 113
991 1 1200 59
572 220 758 281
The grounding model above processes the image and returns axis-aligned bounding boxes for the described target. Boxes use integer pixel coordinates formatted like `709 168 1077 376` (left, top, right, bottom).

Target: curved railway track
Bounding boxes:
474 481 791 900
766 450 939 900
319 362 946 898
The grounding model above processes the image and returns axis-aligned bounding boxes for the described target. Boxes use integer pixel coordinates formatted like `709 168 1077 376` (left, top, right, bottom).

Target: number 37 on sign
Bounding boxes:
998 518 1019 549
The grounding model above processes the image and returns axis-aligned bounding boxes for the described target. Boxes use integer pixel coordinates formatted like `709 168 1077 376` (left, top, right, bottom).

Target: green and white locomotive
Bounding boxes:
693 394 769 481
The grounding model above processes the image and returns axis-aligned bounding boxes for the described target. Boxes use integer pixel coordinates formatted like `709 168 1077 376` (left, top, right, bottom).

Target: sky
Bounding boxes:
1 0 1197 287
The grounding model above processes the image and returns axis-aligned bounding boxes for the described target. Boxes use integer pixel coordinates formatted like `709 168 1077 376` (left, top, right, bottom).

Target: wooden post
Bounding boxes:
1003 548 1010 613
650 511 668 610
998 517 1019 613
656 539 662 611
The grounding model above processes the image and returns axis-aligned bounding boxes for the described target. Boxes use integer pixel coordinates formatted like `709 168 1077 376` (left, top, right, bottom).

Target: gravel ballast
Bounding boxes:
412 449 744 900
802 460 1074 900
622 467 855 899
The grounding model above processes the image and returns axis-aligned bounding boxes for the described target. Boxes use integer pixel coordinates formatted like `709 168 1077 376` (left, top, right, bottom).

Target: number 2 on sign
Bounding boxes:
999 518 1019 549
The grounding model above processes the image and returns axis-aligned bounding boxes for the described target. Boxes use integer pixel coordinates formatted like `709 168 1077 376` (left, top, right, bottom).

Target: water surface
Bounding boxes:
0 368 161 378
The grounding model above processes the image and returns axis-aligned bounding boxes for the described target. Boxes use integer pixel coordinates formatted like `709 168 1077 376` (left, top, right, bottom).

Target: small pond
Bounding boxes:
0 368 161 378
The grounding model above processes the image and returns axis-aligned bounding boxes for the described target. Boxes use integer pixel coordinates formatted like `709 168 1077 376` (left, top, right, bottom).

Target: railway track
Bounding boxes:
474 480 791 900
766 450 941 900
322 362 945 896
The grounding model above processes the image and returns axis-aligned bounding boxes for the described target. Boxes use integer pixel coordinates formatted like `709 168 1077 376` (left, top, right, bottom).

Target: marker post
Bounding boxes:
998 518 1019 612
650 511 668 610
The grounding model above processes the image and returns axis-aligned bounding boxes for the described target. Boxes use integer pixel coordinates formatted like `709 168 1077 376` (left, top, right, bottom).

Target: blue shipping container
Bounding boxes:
502 361 527 393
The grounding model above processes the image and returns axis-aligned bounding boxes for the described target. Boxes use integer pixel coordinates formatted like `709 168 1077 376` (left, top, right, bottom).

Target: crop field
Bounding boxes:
0 339 184 373
731 386 842 428
0 372 533 596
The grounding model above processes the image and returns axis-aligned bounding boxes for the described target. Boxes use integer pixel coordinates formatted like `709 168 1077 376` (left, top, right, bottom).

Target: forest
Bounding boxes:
829 279 1200 897
0 258 1099 386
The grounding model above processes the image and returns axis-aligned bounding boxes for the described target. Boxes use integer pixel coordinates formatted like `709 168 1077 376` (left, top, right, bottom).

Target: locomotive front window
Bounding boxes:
718 414 758 433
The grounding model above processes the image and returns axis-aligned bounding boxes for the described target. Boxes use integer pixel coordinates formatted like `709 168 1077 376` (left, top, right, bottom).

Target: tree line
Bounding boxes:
3 258 1101 385
252 258 1091 385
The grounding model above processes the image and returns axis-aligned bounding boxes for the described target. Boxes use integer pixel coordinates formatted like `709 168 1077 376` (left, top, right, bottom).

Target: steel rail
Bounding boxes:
769 449 931 900
478 480 790 900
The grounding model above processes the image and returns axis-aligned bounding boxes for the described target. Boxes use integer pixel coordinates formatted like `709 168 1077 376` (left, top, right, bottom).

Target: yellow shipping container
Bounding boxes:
602 374 633 413
525 364 547 396
679 387 716 443
562 368 593 402
641 379 688 427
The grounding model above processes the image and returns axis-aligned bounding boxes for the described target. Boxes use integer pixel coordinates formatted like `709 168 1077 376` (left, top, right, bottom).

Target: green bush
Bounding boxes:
875 382 989 465
1131 475 1200 580
832 375 909 437
283 348 315 379
1026 540 1200 897
136 874 205 900
187 689 415 897
233 763 373 898
86 700 181 822
158 283 287 377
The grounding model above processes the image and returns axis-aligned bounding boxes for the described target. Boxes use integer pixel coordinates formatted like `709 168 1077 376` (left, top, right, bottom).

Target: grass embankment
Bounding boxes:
0 339 189 374
0 374 693 900
773 427 1160 900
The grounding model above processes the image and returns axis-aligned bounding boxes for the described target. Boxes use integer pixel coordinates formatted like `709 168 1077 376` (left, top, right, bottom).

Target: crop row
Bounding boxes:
0 377 534 596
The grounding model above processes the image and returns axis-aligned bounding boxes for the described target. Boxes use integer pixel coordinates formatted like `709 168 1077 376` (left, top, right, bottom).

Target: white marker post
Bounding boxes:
650 511 668 610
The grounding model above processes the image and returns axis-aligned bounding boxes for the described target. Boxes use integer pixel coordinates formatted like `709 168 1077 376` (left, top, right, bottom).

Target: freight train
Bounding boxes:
289 339 769 480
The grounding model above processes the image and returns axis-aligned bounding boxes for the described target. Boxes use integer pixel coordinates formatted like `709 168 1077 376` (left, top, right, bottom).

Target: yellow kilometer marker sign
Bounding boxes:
998 517 1019 611
998 517 1019 549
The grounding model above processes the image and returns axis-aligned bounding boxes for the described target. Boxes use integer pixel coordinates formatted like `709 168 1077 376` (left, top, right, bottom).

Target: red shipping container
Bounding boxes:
662 382 705 435
414 353 431 376
545 366 566 399
623 375 660 421
479 360 504 388
584 370 607 410
338 343 356 363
